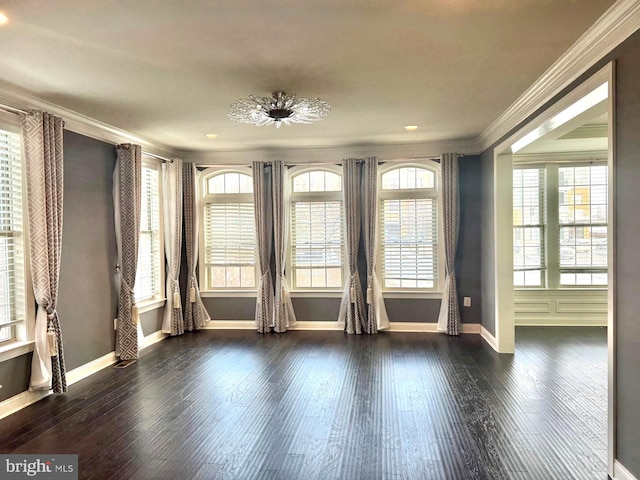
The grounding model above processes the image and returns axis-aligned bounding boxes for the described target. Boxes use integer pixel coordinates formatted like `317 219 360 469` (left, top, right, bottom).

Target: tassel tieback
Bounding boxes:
47 330 58 356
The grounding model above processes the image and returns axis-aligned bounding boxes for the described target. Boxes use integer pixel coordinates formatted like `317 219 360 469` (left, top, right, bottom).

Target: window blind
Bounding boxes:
0 126 24 342
381 197 437 289
135 166 161 302
291 200 343 288
204 202 256 288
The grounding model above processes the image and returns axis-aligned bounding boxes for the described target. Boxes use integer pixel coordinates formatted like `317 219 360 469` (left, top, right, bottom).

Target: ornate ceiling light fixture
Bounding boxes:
228 91 330 128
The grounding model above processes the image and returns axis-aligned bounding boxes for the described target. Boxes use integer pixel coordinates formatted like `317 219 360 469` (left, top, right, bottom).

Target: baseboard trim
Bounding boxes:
515 320 608 327
204 320 483 334
0 330 168 420
615 461 639 480
481 326 499 352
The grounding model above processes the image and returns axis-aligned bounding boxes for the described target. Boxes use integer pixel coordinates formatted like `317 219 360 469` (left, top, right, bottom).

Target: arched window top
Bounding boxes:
206 171 253 195
291 168 342 193
381 165 435 190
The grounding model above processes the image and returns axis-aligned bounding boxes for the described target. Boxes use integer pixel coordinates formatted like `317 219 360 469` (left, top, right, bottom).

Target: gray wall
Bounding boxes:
0 353 32 402
58 131 118 370
478 30 640 477
202 156 484 324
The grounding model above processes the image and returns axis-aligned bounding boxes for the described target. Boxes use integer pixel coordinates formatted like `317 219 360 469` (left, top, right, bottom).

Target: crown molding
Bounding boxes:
558 123 608 140
476 0 640 153
513 150 607 164
182 138 477 165
0 80 177 158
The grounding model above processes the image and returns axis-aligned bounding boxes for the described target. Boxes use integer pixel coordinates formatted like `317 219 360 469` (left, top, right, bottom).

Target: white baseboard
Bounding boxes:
515 320 608 327
204 320 483 334
142 330 168 347
481 326 499 352
0 330 168 420
66 351 118 386
615 461 639 480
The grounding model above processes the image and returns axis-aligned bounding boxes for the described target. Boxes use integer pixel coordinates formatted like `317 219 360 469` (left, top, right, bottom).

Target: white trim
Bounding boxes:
203 320 256 329
476 0 640 152
514 319 608 327
614 461 639 480
65 351 118 386
0 80 176 158
201 291 257 298
289 290 344 298
142 330 169 347
137 298 166 314
513 151 608 164
382 292 443 300
0 390 51 421
481 326 499 352
0 341 34 363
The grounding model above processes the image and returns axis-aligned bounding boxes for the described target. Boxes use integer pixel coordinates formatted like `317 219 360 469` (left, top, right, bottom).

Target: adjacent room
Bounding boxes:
0 1 639 479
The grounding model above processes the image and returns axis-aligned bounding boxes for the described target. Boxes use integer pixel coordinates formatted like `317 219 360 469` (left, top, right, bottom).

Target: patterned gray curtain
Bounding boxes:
253 161 274 333
338 158 366 334
114 144 142 360
162 158 184 335
22 111 67 393
437 152 462 335
183 162 210 331
272 160 297 332
363 157 390 334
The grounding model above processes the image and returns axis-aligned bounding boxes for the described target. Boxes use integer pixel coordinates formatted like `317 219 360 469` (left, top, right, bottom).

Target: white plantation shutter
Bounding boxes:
381 197 437 288
379 165 439 290
205 202 256 288
512 167 546 287
0 125 25 342
135 165 161 302
291 200 344 288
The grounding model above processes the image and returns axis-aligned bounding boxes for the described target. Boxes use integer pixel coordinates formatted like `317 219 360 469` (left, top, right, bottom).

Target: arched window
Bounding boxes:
201 169 256 290
289 167 344 289
379 162 440 291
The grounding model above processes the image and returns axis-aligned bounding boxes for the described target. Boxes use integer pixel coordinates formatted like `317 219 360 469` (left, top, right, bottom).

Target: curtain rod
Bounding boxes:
142 151 173 163
0 103 28 116
194 155 456 169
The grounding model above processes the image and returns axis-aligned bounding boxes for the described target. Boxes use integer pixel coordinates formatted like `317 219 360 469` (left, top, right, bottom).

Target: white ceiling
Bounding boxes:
0 0 616 153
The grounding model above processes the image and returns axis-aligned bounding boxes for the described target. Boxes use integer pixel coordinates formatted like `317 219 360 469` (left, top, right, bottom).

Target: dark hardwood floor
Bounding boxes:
0 327 607 480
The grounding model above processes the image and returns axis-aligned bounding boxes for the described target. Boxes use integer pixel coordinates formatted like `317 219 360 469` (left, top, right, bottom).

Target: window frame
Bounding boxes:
0 111 36 359
199 167 257 296
513 157 608 291
287 165 345 295
134 157 166 312
377 160 444 298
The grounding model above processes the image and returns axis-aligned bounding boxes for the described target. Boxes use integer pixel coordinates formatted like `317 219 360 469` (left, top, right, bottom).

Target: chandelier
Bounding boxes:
228 91 330 128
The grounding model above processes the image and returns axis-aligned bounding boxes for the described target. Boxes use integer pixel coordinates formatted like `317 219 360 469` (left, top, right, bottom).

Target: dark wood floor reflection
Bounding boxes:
0 327 607 479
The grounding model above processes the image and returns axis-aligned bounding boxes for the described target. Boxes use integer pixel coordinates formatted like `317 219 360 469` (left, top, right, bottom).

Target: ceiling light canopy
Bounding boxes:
228 91 330 129
0 12 8 25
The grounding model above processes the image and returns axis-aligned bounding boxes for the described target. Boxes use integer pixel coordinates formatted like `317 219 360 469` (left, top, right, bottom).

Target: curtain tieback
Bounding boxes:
171 278 181 308
46 311 58 357
189 276 197 303
278 276 288 304
256 271 271 306
349 273 358 304
366 276 374 305
119 276 139 325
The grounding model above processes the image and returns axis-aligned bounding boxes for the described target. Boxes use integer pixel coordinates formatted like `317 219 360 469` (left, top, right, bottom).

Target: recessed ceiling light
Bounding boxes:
404 125 418 131
0 12 9 25
204 133 217 138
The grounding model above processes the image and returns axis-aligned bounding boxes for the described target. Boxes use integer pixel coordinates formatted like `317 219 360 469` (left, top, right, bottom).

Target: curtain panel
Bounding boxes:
363 157 390 333
113 144 142 360
272 160 297 332
253 161 274 333
183 162 210 330
338 158 366 334
162 158 185 335
22 111 67 393
437 152 462 335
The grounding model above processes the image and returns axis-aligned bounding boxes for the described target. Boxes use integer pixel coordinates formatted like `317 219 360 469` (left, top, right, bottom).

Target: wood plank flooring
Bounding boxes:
0 327 607 479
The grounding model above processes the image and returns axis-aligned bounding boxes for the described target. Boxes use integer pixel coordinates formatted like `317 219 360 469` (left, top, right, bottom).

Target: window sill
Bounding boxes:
0 340 35 363
383 291 443 300
201 291 257 298
290 290 344 298
137 298 166 313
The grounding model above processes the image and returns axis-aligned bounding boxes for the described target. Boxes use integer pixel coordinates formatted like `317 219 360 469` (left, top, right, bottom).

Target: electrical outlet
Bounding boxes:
463 297 471 307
